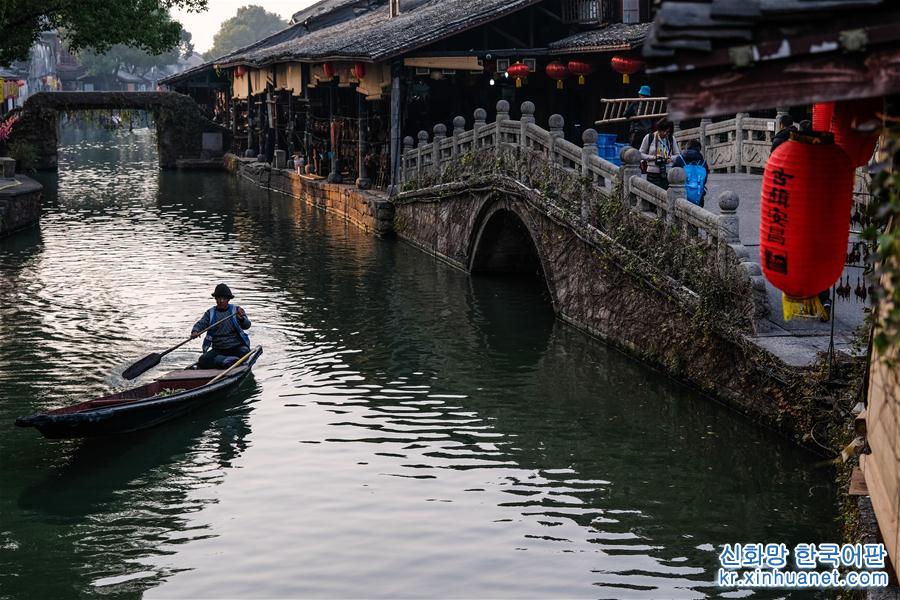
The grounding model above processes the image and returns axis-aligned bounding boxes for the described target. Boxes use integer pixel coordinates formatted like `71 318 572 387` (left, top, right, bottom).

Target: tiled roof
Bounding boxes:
164 0 542 83
549 23 651 54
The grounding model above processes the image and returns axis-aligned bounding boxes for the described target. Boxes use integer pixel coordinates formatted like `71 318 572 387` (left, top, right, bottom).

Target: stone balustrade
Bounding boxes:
400 99 771 319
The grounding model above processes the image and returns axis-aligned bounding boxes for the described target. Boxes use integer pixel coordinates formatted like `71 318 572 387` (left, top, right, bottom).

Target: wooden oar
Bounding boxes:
207 346 260 386
122 313 237 380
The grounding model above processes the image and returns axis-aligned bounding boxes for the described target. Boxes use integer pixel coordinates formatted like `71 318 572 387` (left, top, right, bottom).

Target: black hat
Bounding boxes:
212 283 234 299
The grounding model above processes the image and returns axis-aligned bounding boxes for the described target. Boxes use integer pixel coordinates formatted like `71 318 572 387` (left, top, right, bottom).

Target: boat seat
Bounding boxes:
156 369 224 381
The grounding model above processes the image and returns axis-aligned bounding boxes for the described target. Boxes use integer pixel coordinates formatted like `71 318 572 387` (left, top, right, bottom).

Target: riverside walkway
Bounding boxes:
707 173 870 366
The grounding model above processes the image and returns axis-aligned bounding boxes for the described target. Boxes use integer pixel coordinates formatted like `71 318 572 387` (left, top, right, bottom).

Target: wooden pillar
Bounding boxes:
388 61 402 195
356 92 371 189
327 82 341 183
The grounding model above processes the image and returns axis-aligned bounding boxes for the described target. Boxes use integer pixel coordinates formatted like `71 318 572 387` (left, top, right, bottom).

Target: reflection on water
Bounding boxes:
0 125 837 599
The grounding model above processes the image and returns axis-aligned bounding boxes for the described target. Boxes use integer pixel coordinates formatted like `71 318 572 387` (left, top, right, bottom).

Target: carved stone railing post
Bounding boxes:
402 136 414 183
716 190 770 319
548 114 564 163
433 123 446 177
699 117 711 158
581 128 598 222
474 108 487 148
620 147 642 210
495 99 510 160
666 167 686 227
734 112 747 173
520 101 535 146
416 130 429 183
452 115 465 158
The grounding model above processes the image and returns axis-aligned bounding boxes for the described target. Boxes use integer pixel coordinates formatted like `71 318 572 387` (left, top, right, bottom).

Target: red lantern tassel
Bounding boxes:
782 293 827 321
556 80 563 90
623 74 630 84
516 78 522 88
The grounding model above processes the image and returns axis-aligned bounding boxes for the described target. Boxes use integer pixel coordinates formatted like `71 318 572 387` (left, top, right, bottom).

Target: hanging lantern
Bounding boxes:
566 60 591 85
351 62 366 80
545 61 568 90
830 98 882 167
322 62 335 79
610 55 643 84
811 102 834 132
234 65 247 78
760 131 854 320
507 62 529 88
16 80 25 87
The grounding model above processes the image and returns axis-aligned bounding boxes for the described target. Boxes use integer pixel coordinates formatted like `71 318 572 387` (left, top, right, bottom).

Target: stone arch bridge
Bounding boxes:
388 99 831 439
10 91 230 169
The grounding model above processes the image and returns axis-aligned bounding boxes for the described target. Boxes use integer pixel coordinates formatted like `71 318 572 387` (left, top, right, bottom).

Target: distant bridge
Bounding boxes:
10 91 230 169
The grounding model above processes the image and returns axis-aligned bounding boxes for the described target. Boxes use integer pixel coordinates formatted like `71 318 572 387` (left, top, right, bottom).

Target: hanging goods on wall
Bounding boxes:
506 62 530 88
610 55 642 84
351 62 366 80
759 131 854 320
829 98 882 168
322 62 335 79
234 65 247 78
566 60 591 85
545 61 568 90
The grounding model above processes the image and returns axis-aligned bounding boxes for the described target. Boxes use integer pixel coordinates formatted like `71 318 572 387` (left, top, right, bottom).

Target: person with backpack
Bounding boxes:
673 140 710 207
639 118 679 190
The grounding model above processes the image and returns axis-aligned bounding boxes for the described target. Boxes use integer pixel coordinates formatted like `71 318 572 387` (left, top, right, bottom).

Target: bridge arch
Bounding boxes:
10 92 230 170
467 198 559 310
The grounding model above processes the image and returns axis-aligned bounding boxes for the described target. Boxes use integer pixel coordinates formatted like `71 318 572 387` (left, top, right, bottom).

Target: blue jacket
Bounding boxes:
192 305 251 351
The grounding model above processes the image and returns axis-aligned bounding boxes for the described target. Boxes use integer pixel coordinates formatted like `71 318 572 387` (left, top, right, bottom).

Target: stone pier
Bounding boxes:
0 157 42 237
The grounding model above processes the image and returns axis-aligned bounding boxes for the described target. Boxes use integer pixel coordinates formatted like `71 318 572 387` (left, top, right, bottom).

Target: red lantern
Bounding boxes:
545 61 568 90
760 132 854 320
811 102 833 132
610 55 643 84
16 80 25 87
234 66 247 78
566 60 591 85
830 98 881 167
351 62 366 80
507 62 530 88
322 62 335 79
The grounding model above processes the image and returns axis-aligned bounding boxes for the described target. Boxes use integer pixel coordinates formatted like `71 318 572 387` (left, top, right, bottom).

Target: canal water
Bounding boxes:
0 126 838 599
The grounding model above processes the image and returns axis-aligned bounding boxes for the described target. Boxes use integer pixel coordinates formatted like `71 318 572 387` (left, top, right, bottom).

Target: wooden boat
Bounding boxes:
15 347 263 439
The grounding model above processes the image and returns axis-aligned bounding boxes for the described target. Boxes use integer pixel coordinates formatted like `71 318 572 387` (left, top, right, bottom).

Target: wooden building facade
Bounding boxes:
162 0 653 191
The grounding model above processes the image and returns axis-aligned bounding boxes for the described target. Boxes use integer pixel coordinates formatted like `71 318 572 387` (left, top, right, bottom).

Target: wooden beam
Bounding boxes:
664 46 900 119
849 467 869 496
403 56 484 71
490 25 528 49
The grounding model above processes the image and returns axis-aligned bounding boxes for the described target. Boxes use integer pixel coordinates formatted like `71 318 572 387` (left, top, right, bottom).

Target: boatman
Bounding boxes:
190 283 251 369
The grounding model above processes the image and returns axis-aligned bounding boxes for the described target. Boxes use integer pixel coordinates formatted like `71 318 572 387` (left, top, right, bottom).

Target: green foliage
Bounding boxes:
7 140 37 172
203 5 287 61
77 30 193 88
863 125 900 360
0 0 206 65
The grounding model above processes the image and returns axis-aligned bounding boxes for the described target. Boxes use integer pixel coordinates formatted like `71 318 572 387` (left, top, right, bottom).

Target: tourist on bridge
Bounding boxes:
639 118 679 190
191 283 251 369
771 115 796 151
624 85 654 149
673 140 710 207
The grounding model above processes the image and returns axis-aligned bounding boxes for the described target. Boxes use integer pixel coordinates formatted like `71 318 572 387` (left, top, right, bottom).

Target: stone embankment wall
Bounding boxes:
223 154 394 236
0 158 42 237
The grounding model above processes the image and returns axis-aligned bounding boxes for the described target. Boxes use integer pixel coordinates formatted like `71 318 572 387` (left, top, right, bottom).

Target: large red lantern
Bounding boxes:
760 132 854 320
610 55 643 84
567 60 591 85
811 102 834 132
322 62 335 79
351 62 366 80
830 98 881 167
545 61 568 90
507 62 529 88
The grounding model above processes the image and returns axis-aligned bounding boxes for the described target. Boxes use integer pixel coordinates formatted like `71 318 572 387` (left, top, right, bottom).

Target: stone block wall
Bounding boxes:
0 176 42 237
224 154 394 236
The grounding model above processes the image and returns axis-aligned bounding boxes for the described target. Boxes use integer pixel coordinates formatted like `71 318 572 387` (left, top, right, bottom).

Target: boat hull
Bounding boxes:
16 348 262 439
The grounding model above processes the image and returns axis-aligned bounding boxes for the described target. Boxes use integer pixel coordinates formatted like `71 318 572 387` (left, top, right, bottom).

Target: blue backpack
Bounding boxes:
682 157 707 205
